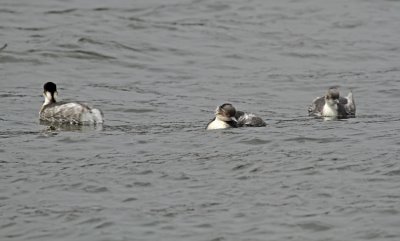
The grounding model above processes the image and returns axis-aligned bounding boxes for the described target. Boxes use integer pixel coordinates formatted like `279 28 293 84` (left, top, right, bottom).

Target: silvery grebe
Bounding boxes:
39 82 104 125
308 87 355 119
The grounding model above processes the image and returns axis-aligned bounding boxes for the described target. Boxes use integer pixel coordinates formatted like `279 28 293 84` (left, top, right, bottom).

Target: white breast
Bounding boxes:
322 103 338 117
206 119 231 130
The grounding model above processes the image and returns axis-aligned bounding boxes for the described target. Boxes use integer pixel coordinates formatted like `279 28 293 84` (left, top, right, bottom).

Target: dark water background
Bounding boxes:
1 0 400 240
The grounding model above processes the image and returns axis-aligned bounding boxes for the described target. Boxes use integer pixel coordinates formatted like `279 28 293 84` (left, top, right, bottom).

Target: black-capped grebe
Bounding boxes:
308 87 355 119
39 82 104 124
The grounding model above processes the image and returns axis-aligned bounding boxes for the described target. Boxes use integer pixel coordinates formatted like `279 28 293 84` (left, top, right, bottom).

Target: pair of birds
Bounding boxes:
206 87 356 130
39 82 356 128
39 82 268 127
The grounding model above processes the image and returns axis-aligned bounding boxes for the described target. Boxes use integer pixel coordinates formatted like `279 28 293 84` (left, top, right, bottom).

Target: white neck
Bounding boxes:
43 91 56 105
216 115 232 122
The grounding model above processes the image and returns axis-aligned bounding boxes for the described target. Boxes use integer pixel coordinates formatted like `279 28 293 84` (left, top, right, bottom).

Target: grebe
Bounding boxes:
39 82 104 125
206 103 266 130
308 87 355 119
206 103 238 130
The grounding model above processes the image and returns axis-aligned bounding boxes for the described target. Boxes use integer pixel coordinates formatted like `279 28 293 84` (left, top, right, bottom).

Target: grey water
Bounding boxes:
1 0 400 240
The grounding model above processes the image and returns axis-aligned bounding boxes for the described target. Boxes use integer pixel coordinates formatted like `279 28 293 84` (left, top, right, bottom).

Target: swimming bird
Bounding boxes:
308 87 356 119
206 103 266 130
206 103 238 130
39 82 104 124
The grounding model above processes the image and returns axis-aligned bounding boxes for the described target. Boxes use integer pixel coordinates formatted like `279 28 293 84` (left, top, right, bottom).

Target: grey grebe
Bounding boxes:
206 103 238 130
39 82 104 124
308 87 356 119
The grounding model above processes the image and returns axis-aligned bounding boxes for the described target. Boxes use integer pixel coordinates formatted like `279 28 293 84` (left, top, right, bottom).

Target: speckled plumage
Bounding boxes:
40 102 103 124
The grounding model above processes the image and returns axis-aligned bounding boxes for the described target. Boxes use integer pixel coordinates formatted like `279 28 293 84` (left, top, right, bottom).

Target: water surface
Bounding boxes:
1 0 400 240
